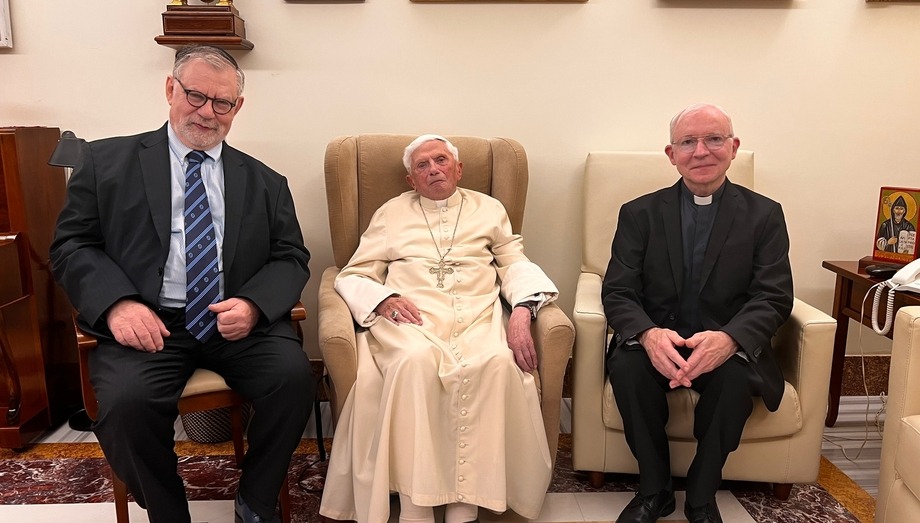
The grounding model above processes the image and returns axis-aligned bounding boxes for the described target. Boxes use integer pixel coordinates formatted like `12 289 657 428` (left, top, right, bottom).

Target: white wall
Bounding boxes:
2 0 918 356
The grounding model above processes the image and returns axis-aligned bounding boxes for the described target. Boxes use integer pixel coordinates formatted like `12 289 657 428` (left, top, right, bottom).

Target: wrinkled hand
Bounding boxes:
507 306 537 372
106 299 170 352
638 327 689 388
209 298 259 341
375 295 423 325
673 330 738 387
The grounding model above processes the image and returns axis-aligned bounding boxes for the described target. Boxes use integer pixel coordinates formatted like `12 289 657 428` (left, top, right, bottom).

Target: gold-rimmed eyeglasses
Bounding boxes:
173 77 237 116
671 134 733 154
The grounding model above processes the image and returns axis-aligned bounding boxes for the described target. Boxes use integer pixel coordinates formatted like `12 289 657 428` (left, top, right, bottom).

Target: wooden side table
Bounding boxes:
822 260 920 426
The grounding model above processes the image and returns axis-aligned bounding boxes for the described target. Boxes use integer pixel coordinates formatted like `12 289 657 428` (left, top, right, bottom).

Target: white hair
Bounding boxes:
669 103 734 141
402 134 460 172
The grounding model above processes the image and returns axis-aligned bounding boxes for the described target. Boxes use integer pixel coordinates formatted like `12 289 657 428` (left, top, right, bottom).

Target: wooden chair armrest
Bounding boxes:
291 301 306 322
75 324 98 352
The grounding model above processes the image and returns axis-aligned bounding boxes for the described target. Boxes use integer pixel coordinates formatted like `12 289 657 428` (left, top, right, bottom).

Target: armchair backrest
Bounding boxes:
581 150 754 277
324 134 529 268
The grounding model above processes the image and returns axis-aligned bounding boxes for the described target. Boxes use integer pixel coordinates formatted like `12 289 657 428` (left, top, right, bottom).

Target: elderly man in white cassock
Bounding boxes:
319 135 558 523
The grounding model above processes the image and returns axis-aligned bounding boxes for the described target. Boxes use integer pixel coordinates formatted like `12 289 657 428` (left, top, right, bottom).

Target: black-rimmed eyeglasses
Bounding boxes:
173 77 237 116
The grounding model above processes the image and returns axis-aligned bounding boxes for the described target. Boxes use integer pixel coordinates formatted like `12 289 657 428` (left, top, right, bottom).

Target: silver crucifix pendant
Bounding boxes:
429 259 456 288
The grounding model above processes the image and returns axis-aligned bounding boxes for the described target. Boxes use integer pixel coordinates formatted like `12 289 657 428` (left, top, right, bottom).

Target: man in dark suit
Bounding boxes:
602 103 793 523
50 45 315 523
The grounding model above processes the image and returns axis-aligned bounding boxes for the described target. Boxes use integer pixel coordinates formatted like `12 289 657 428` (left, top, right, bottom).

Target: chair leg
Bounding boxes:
773 482 793 500
313 394 326 462
588 471 605 488
230 403 245 466
112 469 130 523
279 474 292 523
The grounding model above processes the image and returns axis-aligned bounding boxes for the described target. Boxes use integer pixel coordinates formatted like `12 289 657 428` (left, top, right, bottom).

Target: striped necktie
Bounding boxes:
184 150 221 342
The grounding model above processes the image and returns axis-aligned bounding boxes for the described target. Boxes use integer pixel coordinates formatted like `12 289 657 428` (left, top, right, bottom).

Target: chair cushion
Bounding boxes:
181 368 231 396
602 379 803 440
894 415 920 501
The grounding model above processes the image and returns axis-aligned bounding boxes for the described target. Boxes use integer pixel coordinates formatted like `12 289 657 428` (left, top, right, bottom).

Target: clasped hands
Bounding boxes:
375 295 538 373
106 297 259 352
638 327 738 388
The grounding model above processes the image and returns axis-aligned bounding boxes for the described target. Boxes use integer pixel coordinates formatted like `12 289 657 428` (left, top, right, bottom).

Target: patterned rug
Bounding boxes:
0 435 873 522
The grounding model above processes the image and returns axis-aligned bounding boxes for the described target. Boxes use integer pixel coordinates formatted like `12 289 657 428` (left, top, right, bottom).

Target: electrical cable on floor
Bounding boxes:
821 283 887 463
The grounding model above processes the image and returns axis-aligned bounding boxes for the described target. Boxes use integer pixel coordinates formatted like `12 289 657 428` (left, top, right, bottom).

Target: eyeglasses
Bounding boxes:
173 77 237 115
671 134 733 154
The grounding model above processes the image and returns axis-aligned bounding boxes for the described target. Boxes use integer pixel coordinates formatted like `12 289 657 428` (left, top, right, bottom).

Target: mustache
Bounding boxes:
186 118 217 131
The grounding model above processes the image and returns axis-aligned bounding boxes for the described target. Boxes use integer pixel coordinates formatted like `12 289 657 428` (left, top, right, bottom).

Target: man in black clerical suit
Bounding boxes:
50 45 315 523
602 103 793 523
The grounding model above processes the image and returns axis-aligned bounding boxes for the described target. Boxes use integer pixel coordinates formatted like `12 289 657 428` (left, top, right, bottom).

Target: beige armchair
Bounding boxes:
318 134 575 465
571 151 837 499
876 306 920 522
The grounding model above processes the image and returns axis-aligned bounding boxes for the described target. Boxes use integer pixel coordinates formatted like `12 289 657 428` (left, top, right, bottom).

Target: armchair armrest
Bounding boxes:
571 273 608 400
317 266 358 423
571 272 612 470
572 272 608 347
878 306 920 523
533 301 575 465
772 298 836 393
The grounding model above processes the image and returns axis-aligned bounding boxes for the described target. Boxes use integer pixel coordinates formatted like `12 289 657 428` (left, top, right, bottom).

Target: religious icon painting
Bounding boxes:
872 186 920 264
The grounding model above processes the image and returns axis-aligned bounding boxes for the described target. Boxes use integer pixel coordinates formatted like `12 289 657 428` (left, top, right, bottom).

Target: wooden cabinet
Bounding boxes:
0 126 80 448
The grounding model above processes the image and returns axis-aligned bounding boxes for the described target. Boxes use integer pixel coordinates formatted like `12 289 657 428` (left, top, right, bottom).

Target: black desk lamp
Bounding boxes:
48 130 85 168
48 130 92 431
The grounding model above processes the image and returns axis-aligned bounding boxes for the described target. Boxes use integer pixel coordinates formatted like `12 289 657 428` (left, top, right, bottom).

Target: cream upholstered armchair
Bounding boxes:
876 306 920 522
318 134 575 465
571 151 837 499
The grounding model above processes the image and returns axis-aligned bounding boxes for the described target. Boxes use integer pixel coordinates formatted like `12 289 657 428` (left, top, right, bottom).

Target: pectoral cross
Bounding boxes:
429 259 457 289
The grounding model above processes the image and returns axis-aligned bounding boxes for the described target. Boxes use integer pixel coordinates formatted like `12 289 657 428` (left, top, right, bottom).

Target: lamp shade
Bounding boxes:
48 130 85 168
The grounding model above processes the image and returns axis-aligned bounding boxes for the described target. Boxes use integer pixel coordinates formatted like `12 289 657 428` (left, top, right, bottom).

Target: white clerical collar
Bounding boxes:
419 190 462 210
694 194 713 206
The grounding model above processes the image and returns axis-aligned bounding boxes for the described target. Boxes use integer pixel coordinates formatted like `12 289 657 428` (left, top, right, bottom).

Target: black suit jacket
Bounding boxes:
602 179 793 411
50 124 310 339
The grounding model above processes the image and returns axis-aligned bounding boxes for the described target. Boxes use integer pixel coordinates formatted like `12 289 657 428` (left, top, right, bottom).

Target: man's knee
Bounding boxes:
703 358 756 396
608 347 656 388
393 344 441 375
273 345 316 399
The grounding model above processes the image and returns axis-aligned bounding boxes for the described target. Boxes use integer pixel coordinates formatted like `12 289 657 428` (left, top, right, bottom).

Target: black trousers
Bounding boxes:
607 345 755 508
89 307 316 523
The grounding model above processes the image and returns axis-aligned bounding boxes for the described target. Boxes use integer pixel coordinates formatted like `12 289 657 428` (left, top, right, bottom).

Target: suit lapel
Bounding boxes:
661 181 684 295
139 126 171 252
221 145 245 275
700 180 740 289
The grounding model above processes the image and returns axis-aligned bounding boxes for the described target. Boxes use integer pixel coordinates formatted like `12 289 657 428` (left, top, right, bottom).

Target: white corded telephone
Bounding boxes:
871 258 920 335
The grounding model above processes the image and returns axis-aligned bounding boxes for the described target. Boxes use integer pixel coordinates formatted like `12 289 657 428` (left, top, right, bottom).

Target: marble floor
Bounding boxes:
1 396 884 522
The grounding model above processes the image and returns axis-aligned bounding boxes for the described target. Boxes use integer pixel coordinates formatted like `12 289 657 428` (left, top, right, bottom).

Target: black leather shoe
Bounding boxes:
234 492 281 523
684 499 723 523
616 489 676 523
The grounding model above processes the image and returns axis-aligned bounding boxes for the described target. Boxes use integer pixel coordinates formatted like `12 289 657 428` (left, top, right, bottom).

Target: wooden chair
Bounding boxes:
75 303 307 523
